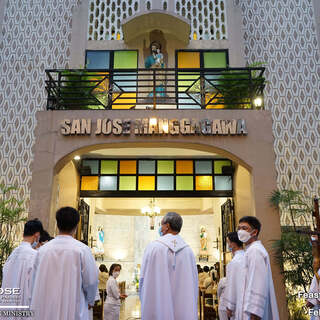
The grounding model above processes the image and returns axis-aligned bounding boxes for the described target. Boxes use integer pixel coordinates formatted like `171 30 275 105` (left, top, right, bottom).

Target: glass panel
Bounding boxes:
157 160 174 174
138 176 155 191
119 176 136 190
203 52 227 68
214 176 232 191
177 51 200 68
157 176 174 191
176 176 193 190
178 73 201 109
101 160 118 174
214 160 232 174
100 176 117 190
176 160 193 174
81 176 99 190
139 160 155 174
113 51 138 69
119 160 137 174
196 176 213 190
86 51 110 69
195 161 212 174
82 160 99 175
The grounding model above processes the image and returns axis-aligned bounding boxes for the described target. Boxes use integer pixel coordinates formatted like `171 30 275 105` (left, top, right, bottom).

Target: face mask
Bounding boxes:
158 226 163 237
237 230 252 243
31 241 38 249
113 271 120 278
227 243 232 252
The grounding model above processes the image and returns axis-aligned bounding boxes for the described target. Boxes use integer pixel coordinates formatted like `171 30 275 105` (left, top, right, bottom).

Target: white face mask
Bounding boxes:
237 230 252 243
113 271 120 278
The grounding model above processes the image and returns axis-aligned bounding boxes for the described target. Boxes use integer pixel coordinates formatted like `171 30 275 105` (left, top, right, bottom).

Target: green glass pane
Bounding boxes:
82 160 99 175
101 160 118 174
114 51 138 69
204 52 227 68
214 176 232 191
176 176 194 191
157 176 174 191
195 160 212 174
139 160 155 174
100 176 117 190
157 160 174 174
214 160 232 174
119 176 136 190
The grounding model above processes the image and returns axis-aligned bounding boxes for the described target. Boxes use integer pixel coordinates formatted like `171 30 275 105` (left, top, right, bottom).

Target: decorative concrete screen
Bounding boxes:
87 0 227 40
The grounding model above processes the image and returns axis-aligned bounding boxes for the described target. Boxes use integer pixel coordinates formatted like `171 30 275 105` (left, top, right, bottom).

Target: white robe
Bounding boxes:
242 241 279 320
31 235 98 320
218 277 228 320
1 242 37 307
139 233 198 320
224 249 246 320
104 276 121 320
307 270 320 320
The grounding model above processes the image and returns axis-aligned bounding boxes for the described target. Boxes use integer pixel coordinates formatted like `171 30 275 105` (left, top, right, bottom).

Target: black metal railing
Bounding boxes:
45 67 265 110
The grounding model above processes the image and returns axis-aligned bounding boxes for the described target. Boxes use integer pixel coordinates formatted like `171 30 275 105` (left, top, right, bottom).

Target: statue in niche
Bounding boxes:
200 226 208 252
96 226 104 254
144 41 164 69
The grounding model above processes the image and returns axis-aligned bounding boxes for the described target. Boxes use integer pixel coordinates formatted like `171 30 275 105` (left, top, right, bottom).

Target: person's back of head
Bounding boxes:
56 207 80 234
161 212 183 235
23 219 43 237
99 264 108 273
227 231 243 249
39 230 52 243
203 266 210 273
198 267 203 274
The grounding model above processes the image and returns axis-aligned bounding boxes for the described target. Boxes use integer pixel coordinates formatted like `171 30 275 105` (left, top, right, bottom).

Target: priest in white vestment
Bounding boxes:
139 212 198 320
237 216 279 320
224 231 245 320
218 277 228 320
0 219 43 309
31 207 98 320
306 269 320 320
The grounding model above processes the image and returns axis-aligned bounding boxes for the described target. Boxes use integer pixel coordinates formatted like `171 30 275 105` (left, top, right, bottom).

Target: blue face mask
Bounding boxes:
158 226 163 237
227 244 232 252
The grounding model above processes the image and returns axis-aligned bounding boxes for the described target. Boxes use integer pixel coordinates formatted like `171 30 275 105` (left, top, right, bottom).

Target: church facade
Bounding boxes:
1 1 320 318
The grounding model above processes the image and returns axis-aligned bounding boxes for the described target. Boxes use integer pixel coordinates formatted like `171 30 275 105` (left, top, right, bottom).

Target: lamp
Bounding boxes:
141 198 161 230
253 96 263 108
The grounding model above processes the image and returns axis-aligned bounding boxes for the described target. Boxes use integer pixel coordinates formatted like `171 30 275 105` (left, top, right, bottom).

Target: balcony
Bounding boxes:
45 67 265 110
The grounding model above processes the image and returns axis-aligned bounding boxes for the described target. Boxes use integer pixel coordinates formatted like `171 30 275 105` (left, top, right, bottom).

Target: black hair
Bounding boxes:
227 231 243 248
212 273 216 281
39 230 53 243
109 263 122 276
99 264 108 273
23 219 43 237
56 207 80 232
203 266 210 273
239 216 261 235
198 267 203 273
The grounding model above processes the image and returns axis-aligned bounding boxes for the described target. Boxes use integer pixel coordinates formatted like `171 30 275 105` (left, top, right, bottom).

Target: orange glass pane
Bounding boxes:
81 176 99 190
138 176 155 191
112 93 136 109
120 160 137 174
176 160 193 174
177 51 200 68
205 93 224 109
196 176 213 191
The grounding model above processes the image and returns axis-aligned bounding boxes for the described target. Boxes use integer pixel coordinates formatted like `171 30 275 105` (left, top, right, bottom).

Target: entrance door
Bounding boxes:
221 199 235 273
78 199 90 244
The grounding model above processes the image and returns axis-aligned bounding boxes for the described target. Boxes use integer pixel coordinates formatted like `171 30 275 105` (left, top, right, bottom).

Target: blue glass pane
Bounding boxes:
86 51 110 69
157 176 174 191
100 176 117 190
195 161 212 174
214 176 232 191
113 73 137 92
139 160 155 174
82 160 99 175
178 92 201 109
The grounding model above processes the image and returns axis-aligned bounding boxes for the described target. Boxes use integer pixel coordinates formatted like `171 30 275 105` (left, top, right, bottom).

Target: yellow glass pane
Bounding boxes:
177 51 200 68
196 176 213 191
112 93 136 109
138 176 155 191
205 93 224 109
120 160 137 174
81 176 99 190
176 160 193 174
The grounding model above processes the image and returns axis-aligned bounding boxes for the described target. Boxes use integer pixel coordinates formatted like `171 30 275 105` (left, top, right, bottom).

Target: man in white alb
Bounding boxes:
139 212 198 320
224 231 245 320
1 219 43 308
31 207 98 320
237 216 279 320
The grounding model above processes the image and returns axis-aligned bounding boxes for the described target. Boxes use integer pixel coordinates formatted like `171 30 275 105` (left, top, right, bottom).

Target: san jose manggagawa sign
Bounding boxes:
60 118 248 136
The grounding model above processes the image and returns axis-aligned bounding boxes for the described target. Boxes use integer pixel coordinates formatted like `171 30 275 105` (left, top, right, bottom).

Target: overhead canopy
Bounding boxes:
122 10 191 45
